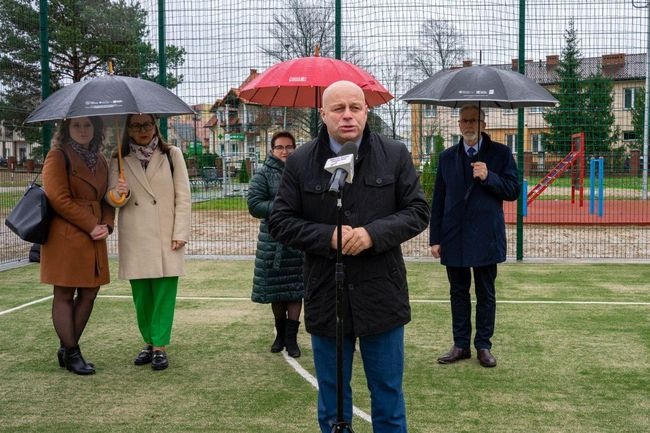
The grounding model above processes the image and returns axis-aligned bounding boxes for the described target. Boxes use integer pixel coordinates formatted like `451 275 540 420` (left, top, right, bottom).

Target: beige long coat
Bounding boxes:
40 145 115 287
107 146 191 280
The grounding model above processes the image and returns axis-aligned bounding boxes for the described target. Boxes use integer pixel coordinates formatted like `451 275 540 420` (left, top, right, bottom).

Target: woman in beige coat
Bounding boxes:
41 116 115 375
107 113 191 371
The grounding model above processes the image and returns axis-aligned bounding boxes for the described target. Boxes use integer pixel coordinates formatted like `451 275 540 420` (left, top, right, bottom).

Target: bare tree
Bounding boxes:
410 19 465 78
372 51 414 140
261 0 361 62
260 0 366 137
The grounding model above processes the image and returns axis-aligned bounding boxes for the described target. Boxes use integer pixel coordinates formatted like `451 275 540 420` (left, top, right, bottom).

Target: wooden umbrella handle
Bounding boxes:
108 126 127 205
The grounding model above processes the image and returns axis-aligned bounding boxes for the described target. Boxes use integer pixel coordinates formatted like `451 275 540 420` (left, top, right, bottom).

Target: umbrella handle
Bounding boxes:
108 130 127 205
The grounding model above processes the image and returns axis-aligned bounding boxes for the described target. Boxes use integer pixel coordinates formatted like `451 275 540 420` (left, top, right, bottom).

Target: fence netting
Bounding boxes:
1 0 649 264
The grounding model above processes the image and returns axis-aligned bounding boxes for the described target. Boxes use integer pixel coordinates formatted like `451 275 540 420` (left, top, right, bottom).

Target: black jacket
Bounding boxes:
268 125 429 338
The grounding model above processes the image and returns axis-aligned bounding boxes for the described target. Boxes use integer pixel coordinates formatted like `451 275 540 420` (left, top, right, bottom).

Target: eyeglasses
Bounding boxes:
273 145 296 152
459 118 482 124
128 121 155 132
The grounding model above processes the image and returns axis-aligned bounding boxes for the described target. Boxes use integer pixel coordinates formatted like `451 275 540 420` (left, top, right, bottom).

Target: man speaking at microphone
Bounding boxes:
269 80 429 433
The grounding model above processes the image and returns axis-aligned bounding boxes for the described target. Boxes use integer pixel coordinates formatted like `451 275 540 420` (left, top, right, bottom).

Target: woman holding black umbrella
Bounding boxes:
41 116 115 375
107 113 191 371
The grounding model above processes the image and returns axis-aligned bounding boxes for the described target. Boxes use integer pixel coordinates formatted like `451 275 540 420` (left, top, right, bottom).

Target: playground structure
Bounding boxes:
526 132 585 207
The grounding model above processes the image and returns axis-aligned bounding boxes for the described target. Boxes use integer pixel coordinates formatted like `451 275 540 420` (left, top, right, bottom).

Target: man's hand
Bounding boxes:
330 225 353 249
471 161 488 181
341 227 373 256
431 244 441 259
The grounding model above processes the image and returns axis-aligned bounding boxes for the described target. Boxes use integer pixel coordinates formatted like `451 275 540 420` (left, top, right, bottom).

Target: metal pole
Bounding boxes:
633 0 650 199
158 0 168 139
39 0 52 154
515 0 526 261
642 0 650 200
335 0 341 59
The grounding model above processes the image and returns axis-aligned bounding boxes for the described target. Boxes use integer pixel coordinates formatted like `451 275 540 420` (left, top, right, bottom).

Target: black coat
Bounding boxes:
268 126 430 338
247 154 304 303
429 133 520 267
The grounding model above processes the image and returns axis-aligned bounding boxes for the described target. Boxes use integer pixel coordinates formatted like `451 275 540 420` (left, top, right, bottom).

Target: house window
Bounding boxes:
423 104 437 118
451 134 462 145
424 135 433 155
624 87 641 109
531 133 543 153
451 108 460 117
503 108 516 115
528 106 544 114
506 134 518 153
623 131 637 141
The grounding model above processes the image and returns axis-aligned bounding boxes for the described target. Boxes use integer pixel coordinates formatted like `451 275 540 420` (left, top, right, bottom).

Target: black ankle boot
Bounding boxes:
64 346 95 375
57 347 65 368
285 319 301 358
271 318 286 353
59 346 94 369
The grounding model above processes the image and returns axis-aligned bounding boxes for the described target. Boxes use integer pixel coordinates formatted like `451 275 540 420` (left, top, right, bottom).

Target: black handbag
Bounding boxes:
4 175 53 244
4 150 69 244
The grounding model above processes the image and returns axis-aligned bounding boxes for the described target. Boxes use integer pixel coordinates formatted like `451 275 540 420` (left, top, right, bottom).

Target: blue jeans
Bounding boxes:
311 326 407 433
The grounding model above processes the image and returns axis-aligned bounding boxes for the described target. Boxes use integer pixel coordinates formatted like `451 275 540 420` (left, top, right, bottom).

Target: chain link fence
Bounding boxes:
1 0 649 264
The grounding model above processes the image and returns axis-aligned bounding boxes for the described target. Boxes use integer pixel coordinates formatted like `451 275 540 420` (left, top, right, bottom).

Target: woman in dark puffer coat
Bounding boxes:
247 131 304 357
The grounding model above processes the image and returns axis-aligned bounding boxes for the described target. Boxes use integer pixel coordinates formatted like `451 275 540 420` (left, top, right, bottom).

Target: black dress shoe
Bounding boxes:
437 346 471 364
151 350 168 370
477 348 497 367
134 345 153 365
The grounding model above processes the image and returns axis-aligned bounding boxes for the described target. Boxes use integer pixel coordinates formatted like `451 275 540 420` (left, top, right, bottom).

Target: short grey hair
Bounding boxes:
459 105 486 121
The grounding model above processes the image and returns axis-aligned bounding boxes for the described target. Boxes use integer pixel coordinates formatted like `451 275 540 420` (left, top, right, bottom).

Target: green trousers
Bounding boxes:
130 277 178 347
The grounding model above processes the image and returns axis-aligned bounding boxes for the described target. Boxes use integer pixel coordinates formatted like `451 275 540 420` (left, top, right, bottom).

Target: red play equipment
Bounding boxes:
527 132 585 206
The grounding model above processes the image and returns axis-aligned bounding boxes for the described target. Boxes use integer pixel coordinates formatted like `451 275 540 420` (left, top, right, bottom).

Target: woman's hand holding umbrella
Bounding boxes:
109 176 130 205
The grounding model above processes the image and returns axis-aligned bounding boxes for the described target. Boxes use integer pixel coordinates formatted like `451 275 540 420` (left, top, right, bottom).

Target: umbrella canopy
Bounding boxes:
400 65 557 108
239 56 393 108
25 75 194 123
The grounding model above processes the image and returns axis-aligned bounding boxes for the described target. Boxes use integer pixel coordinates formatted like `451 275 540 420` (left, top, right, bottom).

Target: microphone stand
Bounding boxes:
331 187 354 433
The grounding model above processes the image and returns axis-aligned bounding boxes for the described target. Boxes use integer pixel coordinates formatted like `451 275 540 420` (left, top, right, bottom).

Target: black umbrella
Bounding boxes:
25 75 194 123
25 74 195 204
400 64 557 108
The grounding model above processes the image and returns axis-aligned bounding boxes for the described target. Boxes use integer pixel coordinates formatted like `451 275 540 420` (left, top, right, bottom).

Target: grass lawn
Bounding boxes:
0 259 649 433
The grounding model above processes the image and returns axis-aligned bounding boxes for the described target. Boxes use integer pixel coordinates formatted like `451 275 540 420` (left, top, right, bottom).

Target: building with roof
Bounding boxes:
412 52 646 167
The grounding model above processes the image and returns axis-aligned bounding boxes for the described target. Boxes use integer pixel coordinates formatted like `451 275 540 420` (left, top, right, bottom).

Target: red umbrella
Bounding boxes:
239 56 393 108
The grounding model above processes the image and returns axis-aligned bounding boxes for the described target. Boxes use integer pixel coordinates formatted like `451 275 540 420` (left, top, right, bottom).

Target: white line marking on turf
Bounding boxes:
410 300 650 305
282 351 373 424
0 295 52 316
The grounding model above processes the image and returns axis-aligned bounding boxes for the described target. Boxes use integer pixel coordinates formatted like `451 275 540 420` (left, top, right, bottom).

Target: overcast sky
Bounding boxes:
139 0 648 105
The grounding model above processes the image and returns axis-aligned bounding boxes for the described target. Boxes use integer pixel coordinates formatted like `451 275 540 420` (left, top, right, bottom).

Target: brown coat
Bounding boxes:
40 145 115 287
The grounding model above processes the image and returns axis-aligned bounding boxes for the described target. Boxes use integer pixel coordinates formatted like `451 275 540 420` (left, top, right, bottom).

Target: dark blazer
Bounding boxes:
268 125 430 338
429 132 519 267
247 153 304 304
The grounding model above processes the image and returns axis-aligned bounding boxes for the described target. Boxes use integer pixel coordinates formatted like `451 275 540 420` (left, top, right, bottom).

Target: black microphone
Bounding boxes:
325 141 358 195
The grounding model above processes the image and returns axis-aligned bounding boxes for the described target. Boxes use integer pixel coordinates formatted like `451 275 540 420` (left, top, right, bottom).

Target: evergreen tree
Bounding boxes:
238 159 250 183
0 0 186 140
583 72 618 154
543 19 586 153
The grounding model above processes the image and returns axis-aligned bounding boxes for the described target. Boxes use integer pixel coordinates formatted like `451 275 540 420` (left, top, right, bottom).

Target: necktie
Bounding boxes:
467 147 476 158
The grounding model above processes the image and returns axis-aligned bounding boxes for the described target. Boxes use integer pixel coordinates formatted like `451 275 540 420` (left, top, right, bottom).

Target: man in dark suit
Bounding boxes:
429 105 519 368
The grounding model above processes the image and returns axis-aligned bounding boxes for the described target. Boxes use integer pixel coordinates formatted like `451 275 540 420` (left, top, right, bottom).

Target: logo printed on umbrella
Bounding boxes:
288 76 307 82
83 100 125 109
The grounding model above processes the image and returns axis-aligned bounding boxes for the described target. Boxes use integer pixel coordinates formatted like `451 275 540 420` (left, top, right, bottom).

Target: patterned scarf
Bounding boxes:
129 137 159 170
68 139 99 173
